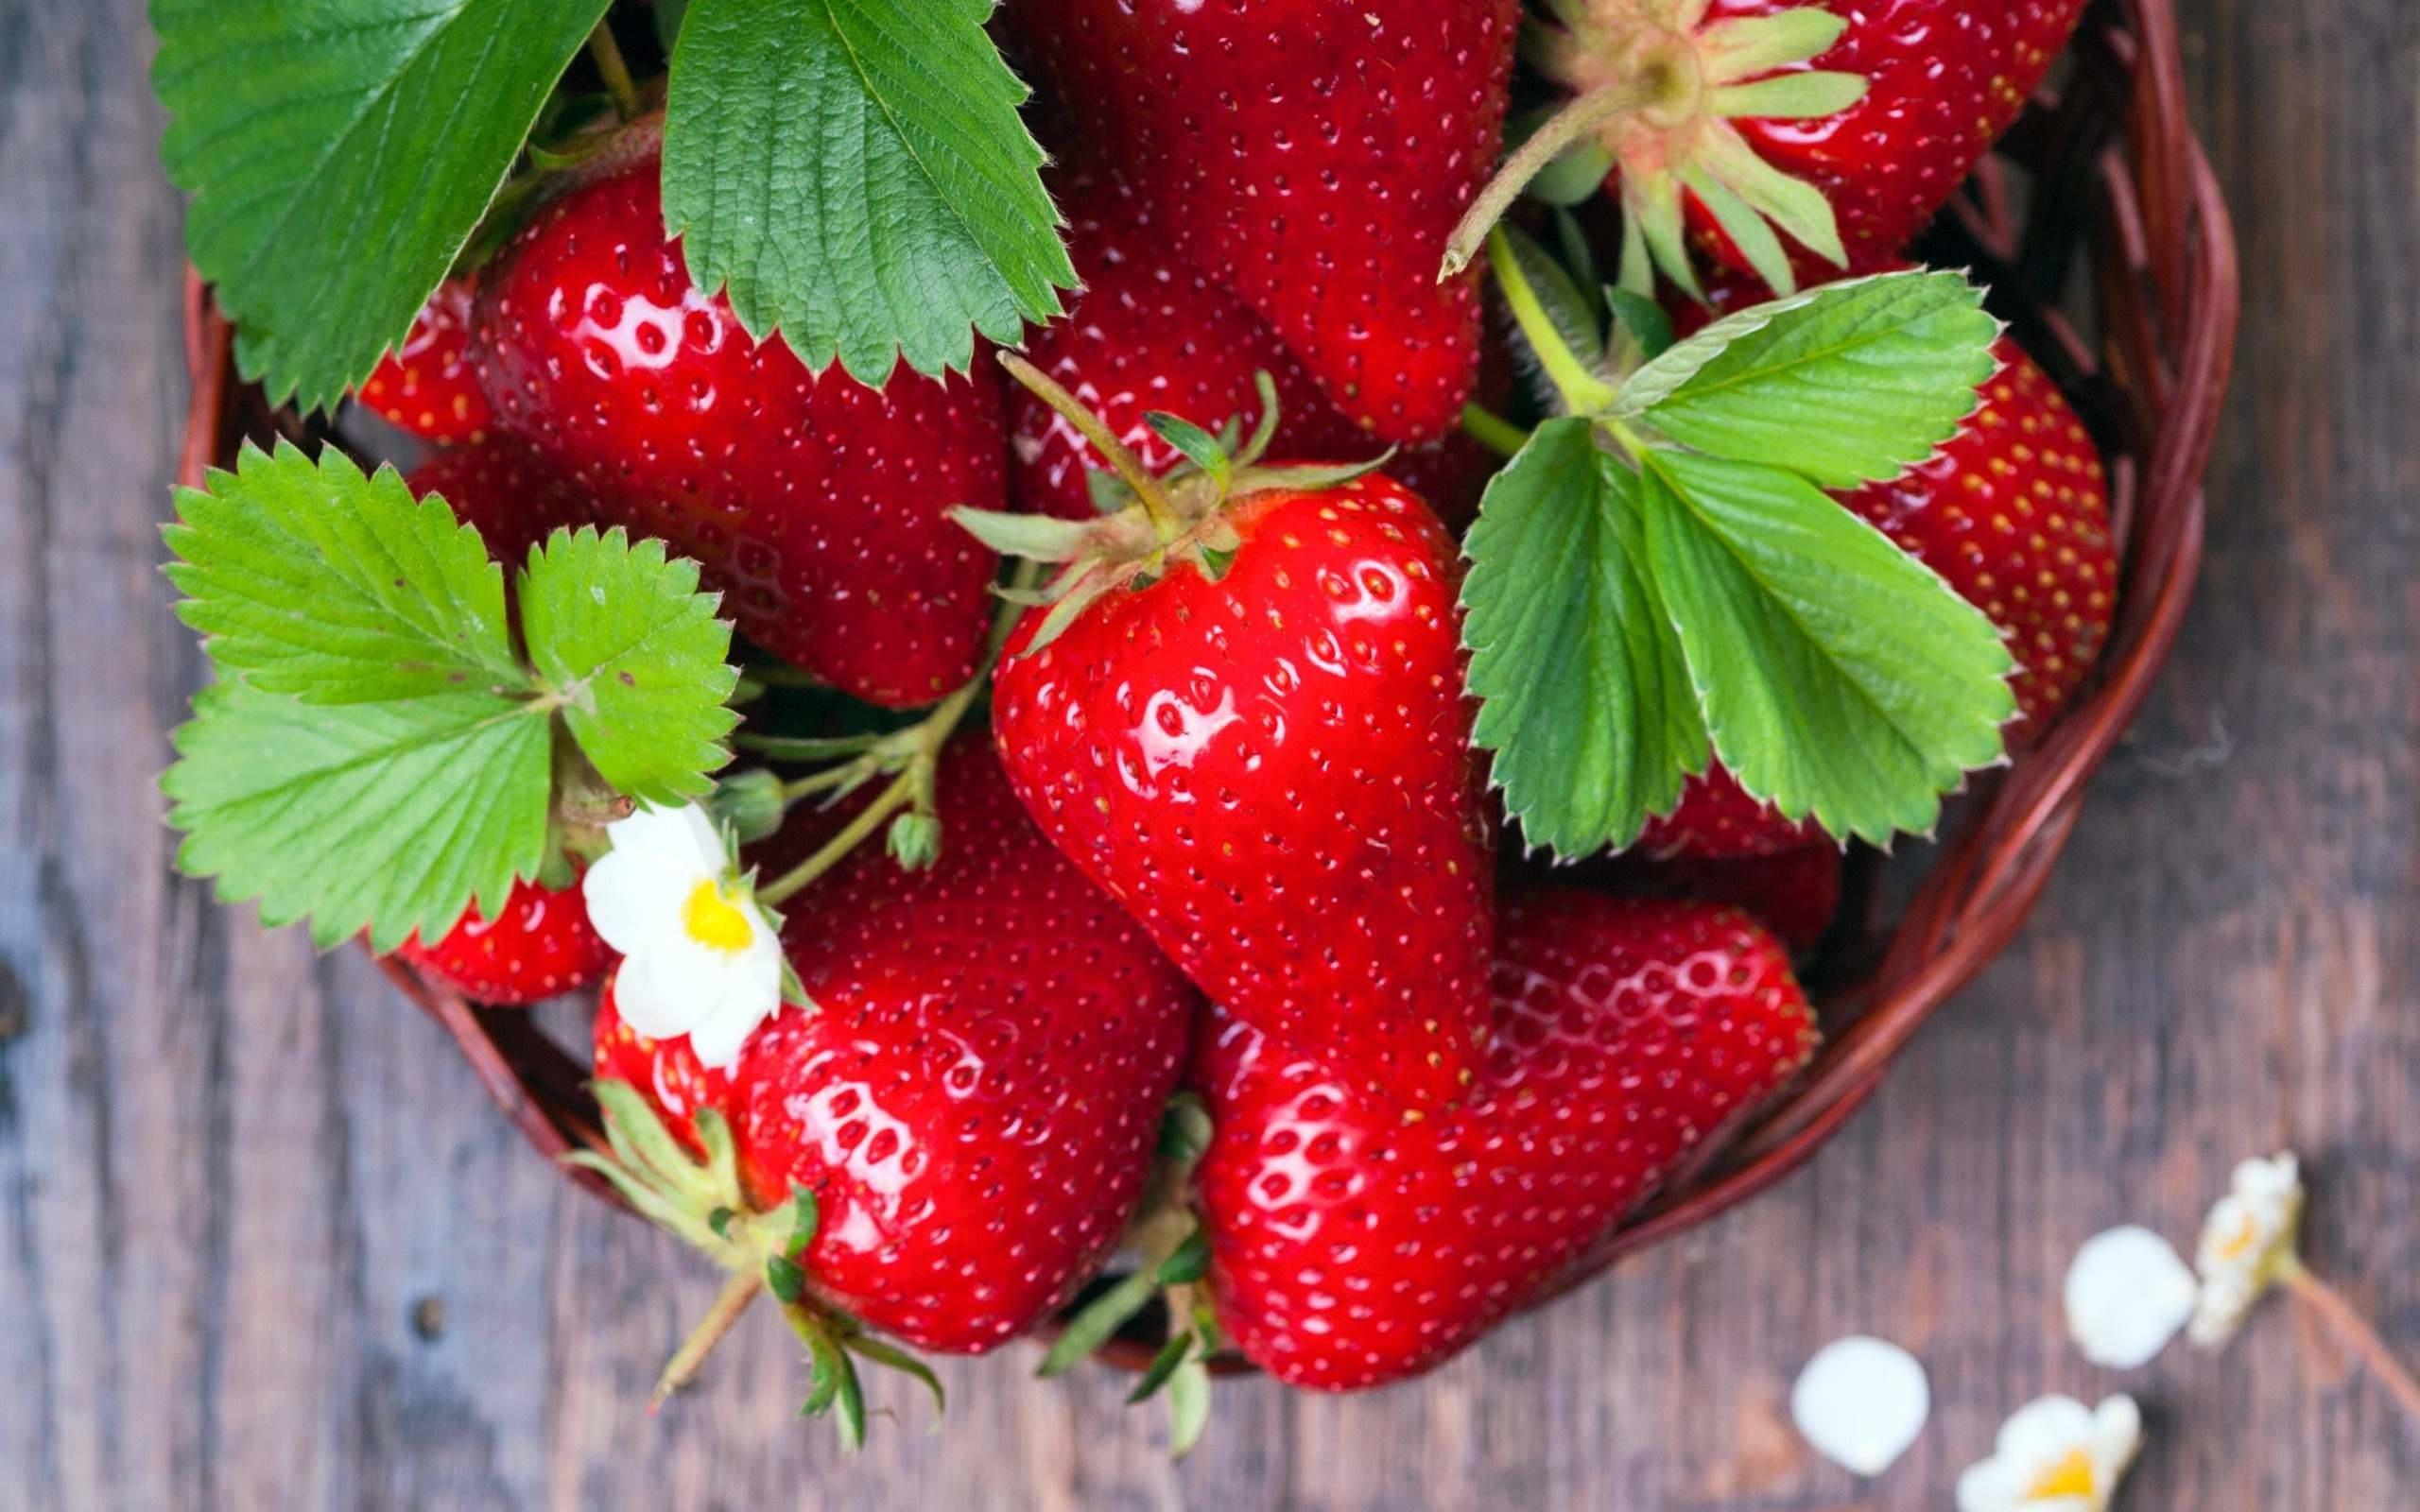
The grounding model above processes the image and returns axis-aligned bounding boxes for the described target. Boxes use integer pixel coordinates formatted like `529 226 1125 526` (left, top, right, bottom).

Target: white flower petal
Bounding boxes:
1790 1335 1930 1476
611 942 702 1041
2065 1225 2197 1367
581 819 710 954
685 968 783 1071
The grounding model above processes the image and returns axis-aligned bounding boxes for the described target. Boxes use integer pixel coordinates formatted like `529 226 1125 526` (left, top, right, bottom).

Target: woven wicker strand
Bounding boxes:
176 0 2238 1375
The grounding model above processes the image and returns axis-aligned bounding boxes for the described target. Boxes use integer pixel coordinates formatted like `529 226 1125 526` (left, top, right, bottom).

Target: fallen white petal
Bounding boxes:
1791 1335 1931 1476
2066 1224 2197 1368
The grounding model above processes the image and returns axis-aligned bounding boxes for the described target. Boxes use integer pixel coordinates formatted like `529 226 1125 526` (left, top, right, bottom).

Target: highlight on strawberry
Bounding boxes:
149 0 2150 1458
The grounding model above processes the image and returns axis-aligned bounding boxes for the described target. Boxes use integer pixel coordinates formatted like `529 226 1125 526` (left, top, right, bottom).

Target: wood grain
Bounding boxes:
1 2 2412 1506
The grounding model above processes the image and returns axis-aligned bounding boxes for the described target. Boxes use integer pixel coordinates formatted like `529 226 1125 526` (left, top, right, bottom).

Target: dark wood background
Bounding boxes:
2 3 2411 1507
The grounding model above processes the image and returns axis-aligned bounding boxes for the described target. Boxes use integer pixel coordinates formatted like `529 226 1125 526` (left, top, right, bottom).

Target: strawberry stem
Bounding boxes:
999 352 1183 540
651 1269 763 1412
757 770 915 906
588 19 641 122
1487 228 1620 414
1441 77 1667 280
1461 403 1531 459
2282 1261 2420 1426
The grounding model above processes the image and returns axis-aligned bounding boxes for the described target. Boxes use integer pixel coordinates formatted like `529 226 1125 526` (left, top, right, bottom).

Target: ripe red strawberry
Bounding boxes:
596 739 1196 1352
1594 844 1846 953
1003 0 1521 445
356 279 493 444
406 440 593 571
1512 1 2089 294
1637 765 1821 861
985 469 1495 1113
391 875 611 1005
1013 173 1504 533
471 158 1007 709
1195 890 1818 1389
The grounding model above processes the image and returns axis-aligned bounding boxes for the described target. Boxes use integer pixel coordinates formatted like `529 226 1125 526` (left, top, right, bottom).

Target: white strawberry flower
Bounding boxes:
1955 1395 2142 1512
2188 1151 2304 1346
582 801 786 1071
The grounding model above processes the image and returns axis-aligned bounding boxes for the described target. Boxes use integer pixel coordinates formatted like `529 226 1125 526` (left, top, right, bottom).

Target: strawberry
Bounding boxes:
1012 172 1504 533
1194 890 1818 1389
1583 844 1846 953
390 874 611 1005
976 445 1495 1112
405 440 593 571
355 279 493 444
471 158 1008 709
1637 764 1822 861
1002 0 1521 445
1011 175 1365 522
593 738 1196 1354
1461 1 2088 298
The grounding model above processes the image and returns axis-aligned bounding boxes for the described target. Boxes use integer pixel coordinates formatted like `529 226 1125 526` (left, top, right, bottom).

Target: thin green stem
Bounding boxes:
588 19 642 122
1460 403 1532 459
756 772 915 906
999 352 1182 541
649 1270 761 1413
1441 78 1667 279
1489 228 1621 415
778 765 867 803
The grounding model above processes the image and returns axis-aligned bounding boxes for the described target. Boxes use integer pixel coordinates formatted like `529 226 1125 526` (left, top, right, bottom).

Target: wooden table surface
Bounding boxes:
3 4 2411 1508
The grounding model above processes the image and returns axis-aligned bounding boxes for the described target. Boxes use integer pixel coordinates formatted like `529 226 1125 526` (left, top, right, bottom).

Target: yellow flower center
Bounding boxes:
682 879 755 954
2217 1213 2261 1262
2024 1448 2098 1501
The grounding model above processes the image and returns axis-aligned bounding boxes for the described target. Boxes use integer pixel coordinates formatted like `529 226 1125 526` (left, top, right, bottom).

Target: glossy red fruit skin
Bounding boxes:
990 475 1495 1111
1689 0 2090 279
1011 174 1366 522
596 740 1196 1353
356 280 494 444
1196 891 1818 1389
393 876 611 1006
1004 0 1519 446
405 440 594 572
1636 765 1821 861
1013 172 1503 533
471 160 1007 709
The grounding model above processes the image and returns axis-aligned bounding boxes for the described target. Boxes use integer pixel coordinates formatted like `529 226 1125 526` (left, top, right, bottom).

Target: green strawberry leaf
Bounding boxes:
164 442 529 705
1637 450 2016 845
518 526 739 807
153 0 612 412
1464 419 1709 858
164 679 553 953
661 0 1076 384
1618 270 2001 488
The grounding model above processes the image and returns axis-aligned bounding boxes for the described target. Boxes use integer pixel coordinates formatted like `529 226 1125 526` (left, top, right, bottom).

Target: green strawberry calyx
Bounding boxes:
952 353 1392 654
1038 1093 1224 1459
1442 0 1867 301
567 1080 943 1451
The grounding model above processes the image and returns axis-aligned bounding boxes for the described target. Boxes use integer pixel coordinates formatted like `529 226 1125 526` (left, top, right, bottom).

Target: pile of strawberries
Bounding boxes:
364 0 2113 1446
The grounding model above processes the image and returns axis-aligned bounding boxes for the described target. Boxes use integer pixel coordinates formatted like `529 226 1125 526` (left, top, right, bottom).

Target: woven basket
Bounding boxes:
177 0 2237 1375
